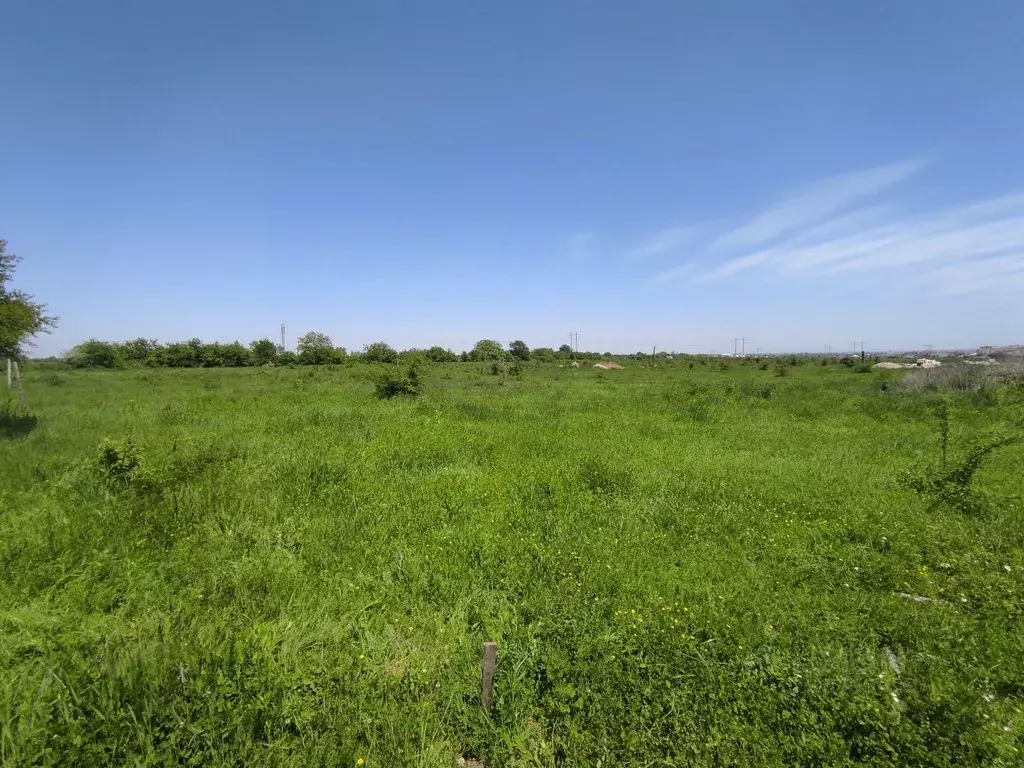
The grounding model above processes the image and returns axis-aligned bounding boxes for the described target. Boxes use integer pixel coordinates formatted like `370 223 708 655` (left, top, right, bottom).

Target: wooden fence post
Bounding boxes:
12 361 25 408
481 642 498 711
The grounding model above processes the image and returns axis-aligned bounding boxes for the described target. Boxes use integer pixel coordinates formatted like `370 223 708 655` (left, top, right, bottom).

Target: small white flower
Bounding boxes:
984 693 995 703
1004 564 1012 573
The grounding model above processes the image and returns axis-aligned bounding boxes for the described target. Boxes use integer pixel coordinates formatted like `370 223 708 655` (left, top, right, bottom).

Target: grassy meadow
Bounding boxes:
1 360 1023 766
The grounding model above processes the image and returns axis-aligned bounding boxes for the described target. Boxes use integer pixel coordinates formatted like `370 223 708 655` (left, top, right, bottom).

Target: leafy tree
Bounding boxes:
218 341 253 367
67 339 121 368
532 347 556 362
0 239 57 358
469 339 507 362
117 337 159 363
162 341 201 367
425 345 458 363
250 338 278 365
363 341 398 364
557 344 573 359
297 331 340 365
509 340 531 361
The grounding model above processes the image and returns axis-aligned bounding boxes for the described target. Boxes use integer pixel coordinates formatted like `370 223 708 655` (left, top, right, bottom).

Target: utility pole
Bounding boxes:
280 323 286 352
741 337 747 357
733 337 740 356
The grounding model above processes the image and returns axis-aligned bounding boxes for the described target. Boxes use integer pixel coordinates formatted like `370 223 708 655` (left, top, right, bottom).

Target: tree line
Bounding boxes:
59 335 613 368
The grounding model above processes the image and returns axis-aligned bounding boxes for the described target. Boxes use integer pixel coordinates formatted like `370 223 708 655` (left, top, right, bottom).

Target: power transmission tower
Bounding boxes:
741 337 747 357
280 323 286 352
569 331 579 353
733 337 740 356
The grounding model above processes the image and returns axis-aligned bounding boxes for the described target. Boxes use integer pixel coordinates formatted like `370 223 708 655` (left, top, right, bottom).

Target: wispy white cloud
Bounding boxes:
628 227 695 260
709 159 924 251
643 158 1024 296
923 253 1024 295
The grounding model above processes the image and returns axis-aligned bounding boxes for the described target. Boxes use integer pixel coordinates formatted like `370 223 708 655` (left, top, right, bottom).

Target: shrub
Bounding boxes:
532 347 556 363
250 338 278 365
509 340 531 361
902 366 990 392
117 337 159 363
488 361 505 376
364 341 399 364
67 339 122 368
775 364 791 377
298 332 342 365
425 346 458 363
509 360 525 377
374 364 422 399
470 339 507 362
96 437 144 488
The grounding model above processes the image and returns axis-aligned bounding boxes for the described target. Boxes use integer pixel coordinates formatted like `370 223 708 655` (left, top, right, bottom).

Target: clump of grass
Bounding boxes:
0 398 37 438
902 365 989 392
96 437 146 490
902 402 1020 515
741 381 775 400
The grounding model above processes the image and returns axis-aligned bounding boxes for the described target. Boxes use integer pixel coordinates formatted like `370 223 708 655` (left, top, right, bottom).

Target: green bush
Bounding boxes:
374 365 422 399
425 346 458 363
67 339 122 368
364 341 399 364
470 339 507 362
96 437 144 488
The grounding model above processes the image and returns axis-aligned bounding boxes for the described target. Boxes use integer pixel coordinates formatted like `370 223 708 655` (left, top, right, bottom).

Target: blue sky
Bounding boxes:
3 1 1023 356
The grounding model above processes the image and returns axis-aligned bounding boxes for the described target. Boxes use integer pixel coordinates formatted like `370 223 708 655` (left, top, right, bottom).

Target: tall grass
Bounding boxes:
1 363 1022 766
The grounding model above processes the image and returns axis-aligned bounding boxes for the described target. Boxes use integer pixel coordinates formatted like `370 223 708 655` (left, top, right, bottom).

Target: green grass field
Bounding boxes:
2 362 1022 766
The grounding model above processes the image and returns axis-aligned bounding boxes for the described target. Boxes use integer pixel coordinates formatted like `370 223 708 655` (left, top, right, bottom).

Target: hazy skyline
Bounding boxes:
3 2 1023 356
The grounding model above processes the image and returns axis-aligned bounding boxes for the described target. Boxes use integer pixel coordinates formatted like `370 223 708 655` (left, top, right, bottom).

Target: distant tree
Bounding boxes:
162 340 201 367
556 344 573 359
117 337 159 363
278 350 298 366
469 339 507 362
532 347 555 363
425 345 458 363
250 338 278 365
219 341 253 367
508 340 531 361
67 339 121 368
298 331 340 365
459 350 469 362
363 341 399 364
0 239 57 358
